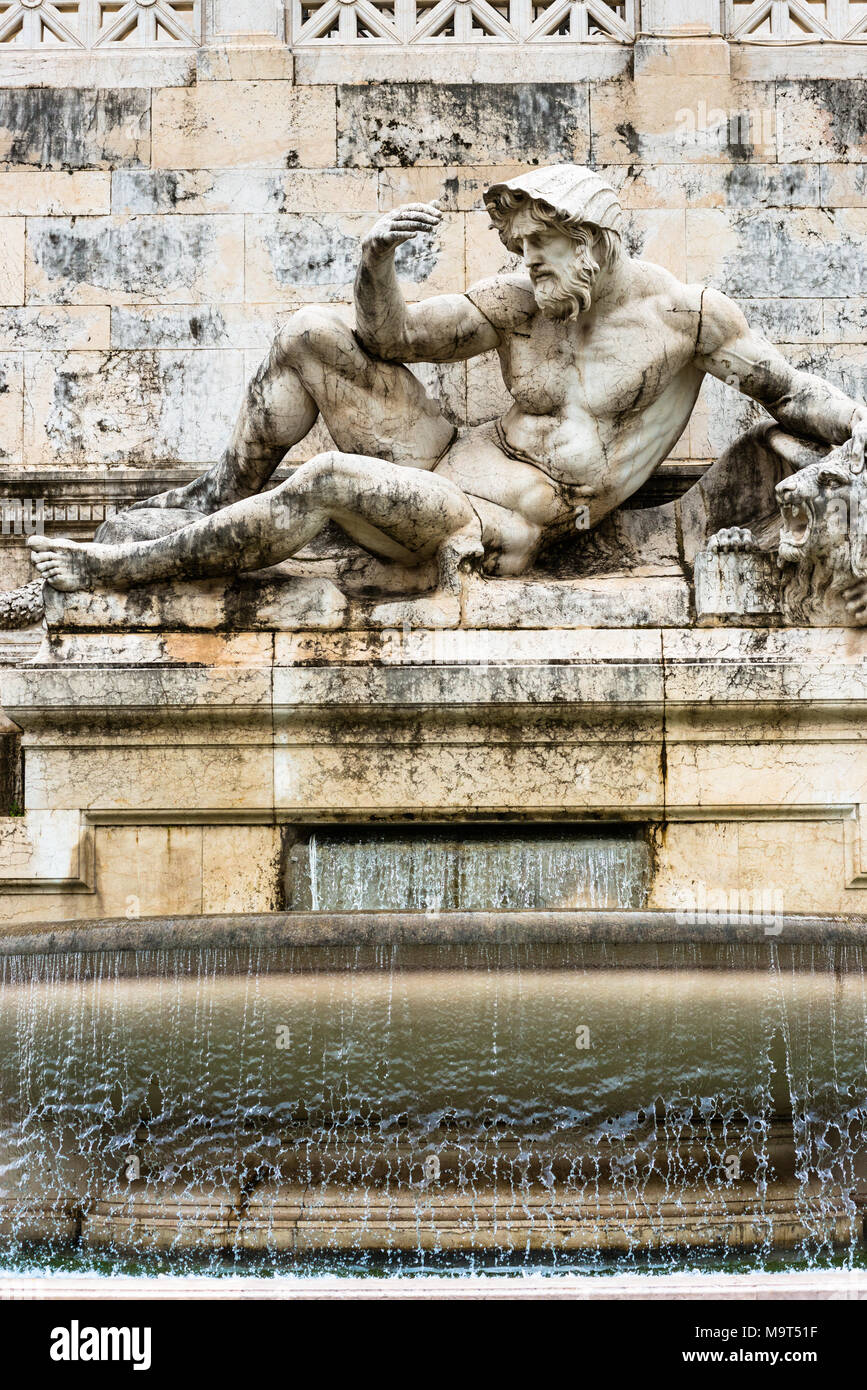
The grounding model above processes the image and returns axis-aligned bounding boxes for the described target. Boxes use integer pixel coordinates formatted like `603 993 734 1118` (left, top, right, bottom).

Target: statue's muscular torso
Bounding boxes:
435 261 708 537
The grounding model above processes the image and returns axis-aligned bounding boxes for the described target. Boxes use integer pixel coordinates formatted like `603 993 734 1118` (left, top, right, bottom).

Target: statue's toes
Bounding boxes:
709 526 757 553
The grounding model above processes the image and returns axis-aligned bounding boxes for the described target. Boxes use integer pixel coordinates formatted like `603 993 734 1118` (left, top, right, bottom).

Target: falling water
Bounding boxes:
0 940 865 1278
287 825 652 912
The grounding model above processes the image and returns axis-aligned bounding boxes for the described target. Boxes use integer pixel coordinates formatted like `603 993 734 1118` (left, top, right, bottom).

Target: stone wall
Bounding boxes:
0 11 866 585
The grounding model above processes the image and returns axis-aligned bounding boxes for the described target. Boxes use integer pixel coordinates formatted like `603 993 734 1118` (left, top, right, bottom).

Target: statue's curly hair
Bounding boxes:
486 187 622 271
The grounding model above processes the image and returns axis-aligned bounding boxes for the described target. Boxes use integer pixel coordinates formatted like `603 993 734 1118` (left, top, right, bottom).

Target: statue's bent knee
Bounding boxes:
274 307 352 369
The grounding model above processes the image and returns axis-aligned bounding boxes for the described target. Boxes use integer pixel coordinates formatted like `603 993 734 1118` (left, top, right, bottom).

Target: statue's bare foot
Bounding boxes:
707 526 759 553
27 535 106 591
437 520 484 595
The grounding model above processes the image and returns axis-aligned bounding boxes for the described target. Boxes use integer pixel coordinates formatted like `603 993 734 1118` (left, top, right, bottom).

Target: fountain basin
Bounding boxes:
1 931 865 1265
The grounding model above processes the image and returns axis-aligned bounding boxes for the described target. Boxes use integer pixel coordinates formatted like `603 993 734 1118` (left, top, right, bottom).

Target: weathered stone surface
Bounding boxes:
110 305 293 351
0 307 110 350
776 80 867 164
611 162 819 210
590 77 777 164
685 208 867 297
245 211 464 302
0 218 23 306
197 42 295 84
112 167 379 216
463 573 691 628
0 51 193 90
694 547 781 624
734 298 824 344
819 163 867 207
0 171 110 215
44 575 348 631
0 88 149 170
25 215 245 306
151 82 336 169
336 83 590 167
23 350 245 467
0 352 22 467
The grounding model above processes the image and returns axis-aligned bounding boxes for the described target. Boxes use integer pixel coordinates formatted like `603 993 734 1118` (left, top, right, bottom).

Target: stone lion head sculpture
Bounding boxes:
775 433 867 625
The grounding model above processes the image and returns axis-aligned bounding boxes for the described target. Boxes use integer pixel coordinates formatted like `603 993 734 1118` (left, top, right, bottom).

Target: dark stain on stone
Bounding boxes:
30 216 217 296
0 87 149 170
336 82 589 168
264 214 439 287
615 121 641 157
795 79 867 157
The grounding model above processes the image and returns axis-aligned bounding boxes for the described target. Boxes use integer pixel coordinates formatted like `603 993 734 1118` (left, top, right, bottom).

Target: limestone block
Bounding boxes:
152 82 335 169
0 352 22 466
621 208 687 280
647 823 741 912
824 298 867 343
0 218 23 306
23 350 246 467
819 164 867 207
297 47 628 87
93 825 203 917
735 820 851 916
782 343 867 407
661 628 867 706
634 37 730 77
45 575 348 631
686 370 767 463
112 168 378 216
735 298 824 344
201 825 282 914
0 88 149 170
776 80 867 164
25 215 245 307
336 83 590 168
245 212 464 303
0 307 109 350
462 574 691 628
0 51 193 90
590 77 777 165
611 163 819 211
197 43 295 83
685 208 867 298
110 305 291 351
663 740 867 814
694 548 781 625
464 211 520 285
273 740 663 816
23 743 274 814
0 809 86 886
0 171 110 216
379 164 536 213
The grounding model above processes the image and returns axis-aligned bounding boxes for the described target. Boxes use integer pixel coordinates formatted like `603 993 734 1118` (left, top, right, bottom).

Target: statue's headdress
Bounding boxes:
484 164 623 253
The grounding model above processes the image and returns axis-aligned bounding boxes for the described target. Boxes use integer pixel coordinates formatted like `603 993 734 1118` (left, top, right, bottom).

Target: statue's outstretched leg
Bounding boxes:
29 450 482 592
126 308 455 523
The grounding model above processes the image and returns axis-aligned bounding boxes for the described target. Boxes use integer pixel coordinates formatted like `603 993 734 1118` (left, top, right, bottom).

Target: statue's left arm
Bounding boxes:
695 287 866 445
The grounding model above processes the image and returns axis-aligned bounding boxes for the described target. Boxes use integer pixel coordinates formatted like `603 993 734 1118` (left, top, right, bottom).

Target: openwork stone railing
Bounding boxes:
1 0 866 47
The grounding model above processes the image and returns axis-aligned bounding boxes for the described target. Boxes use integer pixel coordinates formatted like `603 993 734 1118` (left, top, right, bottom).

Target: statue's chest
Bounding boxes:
503 314 687 417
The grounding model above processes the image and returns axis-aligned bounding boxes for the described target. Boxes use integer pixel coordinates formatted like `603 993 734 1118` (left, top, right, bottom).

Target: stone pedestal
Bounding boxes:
1 575 867 929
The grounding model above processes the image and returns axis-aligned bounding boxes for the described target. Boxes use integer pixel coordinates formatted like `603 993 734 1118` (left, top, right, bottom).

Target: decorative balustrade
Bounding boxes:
0 0 864 51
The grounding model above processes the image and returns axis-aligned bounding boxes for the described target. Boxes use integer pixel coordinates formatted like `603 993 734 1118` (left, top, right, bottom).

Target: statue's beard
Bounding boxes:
531 244 600 320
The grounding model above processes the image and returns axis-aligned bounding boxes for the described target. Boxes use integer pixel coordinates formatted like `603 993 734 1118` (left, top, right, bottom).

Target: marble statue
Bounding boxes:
775 435 867 625
26 163 867 611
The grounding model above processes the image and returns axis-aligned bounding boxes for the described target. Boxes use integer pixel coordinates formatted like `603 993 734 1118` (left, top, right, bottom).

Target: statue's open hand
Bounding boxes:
707 526 760 553
362 202 443 258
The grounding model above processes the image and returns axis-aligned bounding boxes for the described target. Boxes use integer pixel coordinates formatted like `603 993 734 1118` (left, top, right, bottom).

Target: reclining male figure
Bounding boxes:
28 164 867 600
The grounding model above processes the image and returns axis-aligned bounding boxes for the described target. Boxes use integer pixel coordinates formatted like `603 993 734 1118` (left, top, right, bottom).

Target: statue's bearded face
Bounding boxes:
506 207 602 320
